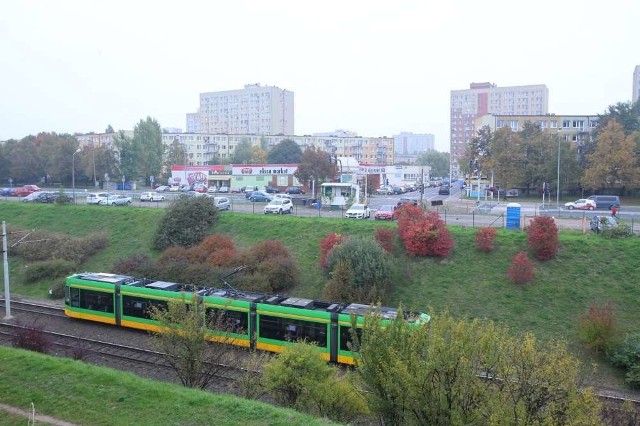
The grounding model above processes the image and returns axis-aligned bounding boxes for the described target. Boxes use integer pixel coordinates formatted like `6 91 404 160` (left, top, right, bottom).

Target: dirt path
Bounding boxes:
0 403 78 426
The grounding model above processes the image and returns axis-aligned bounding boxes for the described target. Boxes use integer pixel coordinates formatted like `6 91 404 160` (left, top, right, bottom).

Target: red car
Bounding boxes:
14 185 42 197
374 204 396 220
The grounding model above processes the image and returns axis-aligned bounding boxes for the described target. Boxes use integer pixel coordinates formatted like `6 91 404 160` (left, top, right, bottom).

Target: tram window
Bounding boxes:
122 296 168 319
259 315 327 347
206 308 248 334
339 326 362 352
78 289 113 313
68 287 80 307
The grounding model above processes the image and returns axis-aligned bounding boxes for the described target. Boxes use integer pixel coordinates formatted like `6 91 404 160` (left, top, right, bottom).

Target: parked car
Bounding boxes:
155 185 170 192
564 199 596 210
438 185 451 195
212 196 231 211
263 198 294 214
590 215 618 232
230 187 243 193
0 187 15 196
273 193 292 200
21 191 47 202
374 204 396 221
86 192 112 205
285 187 305 195
264 185 280 194
390 186 403 195
396 198 418 208
345 203 371 219
14 185 42 197
218 186 230 193
99 195 132 206
168 185 180 192
248 191 272 202
140 192 165 202
192 184 207 193
376 186 393 195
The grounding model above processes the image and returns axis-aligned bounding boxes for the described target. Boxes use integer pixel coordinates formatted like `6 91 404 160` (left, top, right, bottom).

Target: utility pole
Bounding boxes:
419 167 424 208
3 221 12 319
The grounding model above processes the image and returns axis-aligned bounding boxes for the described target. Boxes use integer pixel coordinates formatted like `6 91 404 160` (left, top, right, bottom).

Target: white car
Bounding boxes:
263 198 294 214
155 185 170 192
99 194 132 206
218 186 230 193
564 199 596 210
86 192 112 205
213 196 231 211
272 193 292 200
140 192 165 202
345 203 371 219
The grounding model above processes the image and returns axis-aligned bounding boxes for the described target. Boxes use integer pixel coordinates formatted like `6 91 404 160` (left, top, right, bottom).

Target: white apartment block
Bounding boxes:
450 82 549 176
634 65 640 105
76 131 133 148
187 84 294 135
161 133 394 166
475 114 599 146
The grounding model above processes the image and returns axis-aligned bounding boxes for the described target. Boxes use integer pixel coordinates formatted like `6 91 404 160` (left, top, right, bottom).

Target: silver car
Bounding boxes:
263 198 294 214
99 194 132 206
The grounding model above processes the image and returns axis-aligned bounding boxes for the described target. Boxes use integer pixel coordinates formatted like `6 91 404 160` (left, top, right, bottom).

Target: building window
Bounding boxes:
550 121 558 128
562 120 570 128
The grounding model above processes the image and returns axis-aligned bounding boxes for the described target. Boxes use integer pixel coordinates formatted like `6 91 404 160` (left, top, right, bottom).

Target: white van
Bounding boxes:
86 192 111 205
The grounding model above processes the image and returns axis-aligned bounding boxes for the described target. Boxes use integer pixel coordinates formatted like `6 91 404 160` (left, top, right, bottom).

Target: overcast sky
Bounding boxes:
1 0 638 152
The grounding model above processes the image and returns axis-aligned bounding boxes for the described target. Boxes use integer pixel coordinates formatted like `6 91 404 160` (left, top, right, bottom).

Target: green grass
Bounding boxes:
2 202 640 392
0 346 337 426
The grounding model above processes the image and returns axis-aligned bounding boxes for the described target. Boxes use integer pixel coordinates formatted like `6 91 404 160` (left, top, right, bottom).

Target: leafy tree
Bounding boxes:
112 130 136 183
250 144 268 163
324 236 392 303
527 216 558 261
294 146 336 189
149 292 239 389
416 151 449 178
232 139 254 164
163 137 187 182
132 117 164 184
485 127 526 192
464 125 493 176
267 138 302 164
105 124 114 133
596 101 640 137
262 341 368 423
353 309 601 425
152 196 219 250
583 119 640 192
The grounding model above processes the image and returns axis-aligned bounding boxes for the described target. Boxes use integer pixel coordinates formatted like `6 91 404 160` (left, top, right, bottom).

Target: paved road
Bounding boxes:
4 186 638 231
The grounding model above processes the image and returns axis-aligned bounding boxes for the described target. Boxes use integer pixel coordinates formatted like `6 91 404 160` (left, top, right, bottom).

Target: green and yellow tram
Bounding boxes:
65 272 430 365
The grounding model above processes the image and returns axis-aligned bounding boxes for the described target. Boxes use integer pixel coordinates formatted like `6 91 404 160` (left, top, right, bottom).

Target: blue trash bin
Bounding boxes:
506 203 521 230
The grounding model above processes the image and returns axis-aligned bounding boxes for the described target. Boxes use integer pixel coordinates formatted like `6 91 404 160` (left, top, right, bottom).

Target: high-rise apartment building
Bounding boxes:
393 132 435 155
633 65 640 104
187 84 294 135
450 82 549 176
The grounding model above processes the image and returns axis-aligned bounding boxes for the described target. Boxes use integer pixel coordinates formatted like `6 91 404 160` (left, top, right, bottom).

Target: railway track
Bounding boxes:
1 298 639 410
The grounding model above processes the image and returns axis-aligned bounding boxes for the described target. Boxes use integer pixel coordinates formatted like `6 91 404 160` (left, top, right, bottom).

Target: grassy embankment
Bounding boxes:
0 346 337 426
2 202 640 392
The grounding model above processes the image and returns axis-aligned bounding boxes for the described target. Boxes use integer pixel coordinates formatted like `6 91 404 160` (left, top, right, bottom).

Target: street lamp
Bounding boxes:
556 129 562 211
72 148 82 204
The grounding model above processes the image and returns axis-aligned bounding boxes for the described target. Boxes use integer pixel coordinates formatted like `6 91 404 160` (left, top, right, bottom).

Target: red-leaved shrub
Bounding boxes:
397 210 453 257
206 247 238 266
374 228 395 253
527 216 559 261
320 233 345 269
476 227 498 252
507 251 535 284
578 302 618 354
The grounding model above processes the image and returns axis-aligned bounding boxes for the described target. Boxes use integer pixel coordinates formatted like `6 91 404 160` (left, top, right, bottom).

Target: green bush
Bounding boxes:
609 333 640 388
152 197 219 250
325 236 392 303
23 259 76 283
601 223 633 238
112 253 157 277
578 302 619 354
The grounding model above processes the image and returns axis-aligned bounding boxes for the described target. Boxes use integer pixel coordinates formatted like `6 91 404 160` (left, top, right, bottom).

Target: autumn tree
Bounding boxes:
149 292 239 389
294 146 336 190
485 127 526 193
353 309 602 425
267 138 302 164
582 119 640 192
